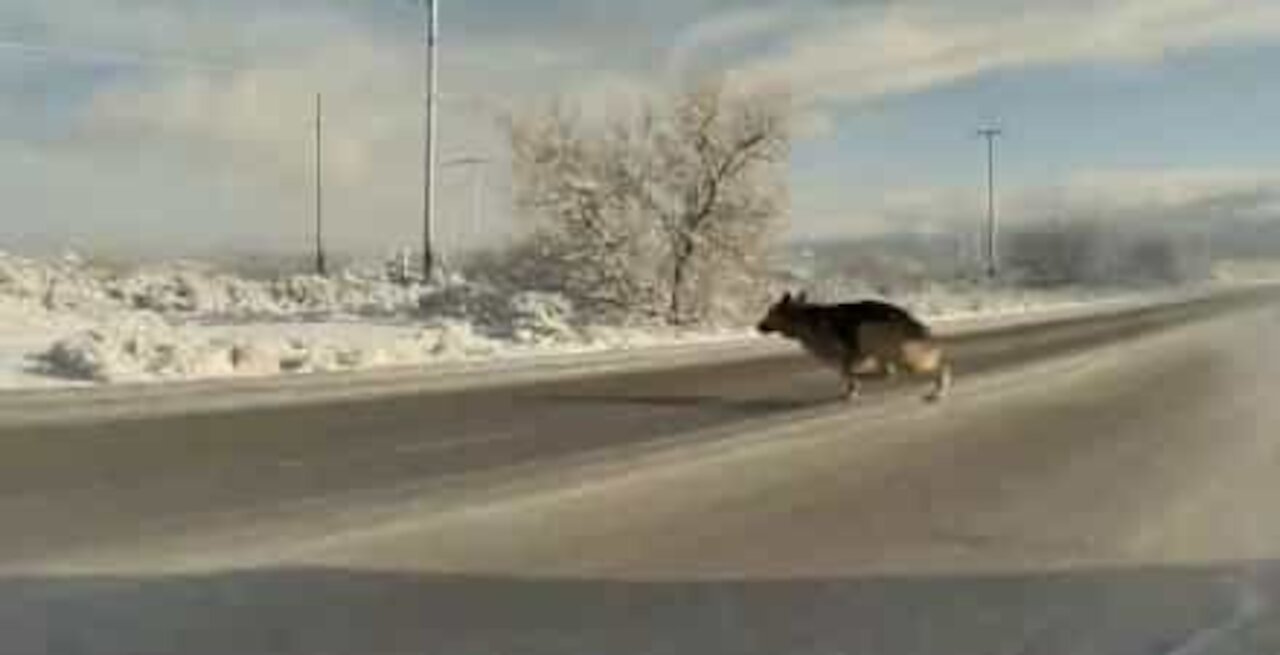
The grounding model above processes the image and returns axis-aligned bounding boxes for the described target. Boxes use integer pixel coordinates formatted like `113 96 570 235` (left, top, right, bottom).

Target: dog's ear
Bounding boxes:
780 291 792 304
795 291 808 304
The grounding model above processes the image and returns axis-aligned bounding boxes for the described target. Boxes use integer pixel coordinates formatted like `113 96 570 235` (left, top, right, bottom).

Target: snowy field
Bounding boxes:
0 250 1262 389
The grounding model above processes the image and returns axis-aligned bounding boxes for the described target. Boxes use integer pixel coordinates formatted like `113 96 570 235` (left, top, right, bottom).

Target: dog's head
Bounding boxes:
757 291 807 336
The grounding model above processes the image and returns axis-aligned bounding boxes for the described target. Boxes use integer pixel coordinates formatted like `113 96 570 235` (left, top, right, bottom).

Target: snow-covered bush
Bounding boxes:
32 314 239 382
509 292 577 343
0 251 434 319
417 282 579 343
417 281 512 326
508 78 789 325
37 331 122 382
0 252 115 311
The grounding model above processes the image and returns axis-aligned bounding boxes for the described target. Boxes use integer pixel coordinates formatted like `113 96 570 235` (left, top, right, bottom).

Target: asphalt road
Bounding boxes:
4 288 1280 654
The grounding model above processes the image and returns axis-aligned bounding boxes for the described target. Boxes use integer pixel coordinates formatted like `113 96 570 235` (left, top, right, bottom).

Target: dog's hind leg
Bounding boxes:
840 354 866 402
841 370 861 402
925 361 952 403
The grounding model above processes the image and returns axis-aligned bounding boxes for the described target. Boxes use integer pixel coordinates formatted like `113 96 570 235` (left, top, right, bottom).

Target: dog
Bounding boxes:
757 291 951 402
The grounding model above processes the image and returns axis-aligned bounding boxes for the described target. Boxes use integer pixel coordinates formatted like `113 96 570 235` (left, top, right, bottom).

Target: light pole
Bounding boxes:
977 125 1002 279
421 0 440 281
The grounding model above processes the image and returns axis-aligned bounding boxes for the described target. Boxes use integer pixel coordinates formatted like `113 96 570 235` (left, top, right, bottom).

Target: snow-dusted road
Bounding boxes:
2 286 1280 654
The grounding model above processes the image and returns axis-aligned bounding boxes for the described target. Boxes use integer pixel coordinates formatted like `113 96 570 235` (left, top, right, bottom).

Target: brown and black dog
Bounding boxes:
758 292 951 402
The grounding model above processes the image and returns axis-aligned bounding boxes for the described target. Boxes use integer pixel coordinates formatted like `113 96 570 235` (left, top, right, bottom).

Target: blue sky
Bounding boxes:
4 0 1280 255
795 39 1280 231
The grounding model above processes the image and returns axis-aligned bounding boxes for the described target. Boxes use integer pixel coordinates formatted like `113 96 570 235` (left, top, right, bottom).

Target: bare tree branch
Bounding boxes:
507 80 790 324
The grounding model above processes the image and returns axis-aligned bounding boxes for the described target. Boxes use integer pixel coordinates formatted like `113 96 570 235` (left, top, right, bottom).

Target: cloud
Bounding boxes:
81 38 419 186
666 4 797 76
0 0 594 255
799 168 1280 240
729 0 1280 108
8 0 1280 255
1039 169 1280 218
793 109 838 140
0 38 237 72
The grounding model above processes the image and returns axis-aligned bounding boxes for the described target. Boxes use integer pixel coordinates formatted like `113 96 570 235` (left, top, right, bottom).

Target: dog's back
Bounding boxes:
831 300 931 341
758 293 950 402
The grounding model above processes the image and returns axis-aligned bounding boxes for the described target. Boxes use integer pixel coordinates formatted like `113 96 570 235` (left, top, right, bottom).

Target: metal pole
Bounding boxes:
977 126 1002 279
314 92 326 277
422 0 440 281
986 133 995 278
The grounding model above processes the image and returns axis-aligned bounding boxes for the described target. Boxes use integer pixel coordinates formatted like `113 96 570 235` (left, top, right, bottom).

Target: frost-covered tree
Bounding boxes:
507 101 665 320
643 80 790 323
508 80 789 324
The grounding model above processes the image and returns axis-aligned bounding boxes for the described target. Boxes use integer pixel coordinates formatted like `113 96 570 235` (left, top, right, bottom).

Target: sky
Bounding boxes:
4 0 1280 257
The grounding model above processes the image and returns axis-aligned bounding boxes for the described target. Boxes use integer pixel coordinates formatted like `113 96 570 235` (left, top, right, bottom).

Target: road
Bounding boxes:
3 288 1280 654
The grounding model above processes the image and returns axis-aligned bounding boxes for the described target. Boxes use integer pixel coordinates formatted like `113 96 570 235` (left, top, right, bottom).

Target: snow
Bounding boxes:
0 249 1257 389
0 251 756 387
1212 259 1280 285
0 297 92 389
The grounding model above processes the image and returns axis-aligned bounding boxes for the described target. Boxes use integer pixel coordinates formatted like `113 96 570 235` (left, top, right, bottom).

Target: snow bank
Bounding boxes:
30 317 512 383
1 250 591 385
25 304 760 385
0 249 1233 387
418 284 578 344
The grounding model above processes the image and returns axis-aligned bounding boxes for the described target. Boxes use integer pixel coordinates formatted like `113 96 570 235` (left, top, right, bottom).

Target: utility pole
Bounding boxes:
421 0 440 281
977 125 1002 279
314 92 326 277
